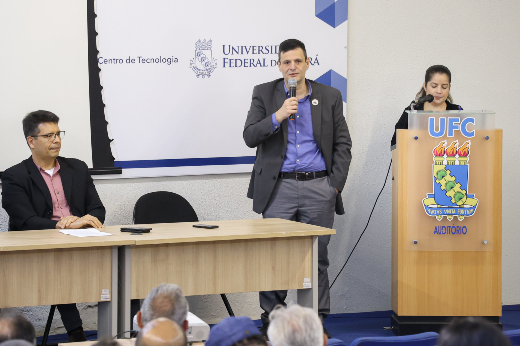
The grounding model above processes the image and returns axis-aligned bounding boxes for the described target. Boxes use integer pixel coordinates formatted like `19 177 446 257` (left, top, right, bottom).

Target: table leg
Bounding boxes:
98 246 118 338
118 245 132 336
297 236 318 313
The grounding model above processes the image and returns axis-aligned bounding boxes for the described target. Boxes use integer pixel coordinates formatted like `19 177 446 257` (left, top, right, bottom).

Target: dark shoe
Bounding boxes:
323 324 331 339
259 323 269 340
68 326 87 342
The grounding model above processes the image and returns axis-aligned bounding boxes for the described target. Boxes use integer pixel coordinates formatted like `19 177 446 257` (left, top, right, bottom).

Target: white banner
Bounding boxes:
96 0 347 178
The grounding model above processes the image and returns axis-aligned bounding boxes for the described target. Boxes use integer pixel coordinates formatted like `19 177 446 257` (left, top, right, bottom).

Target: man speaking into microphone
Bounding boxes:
243 39 352 337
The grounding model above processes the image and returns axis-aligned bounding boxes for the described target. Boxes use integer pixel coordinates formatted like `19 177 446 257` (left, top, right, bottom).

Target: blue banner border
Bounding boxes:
114 156 255 169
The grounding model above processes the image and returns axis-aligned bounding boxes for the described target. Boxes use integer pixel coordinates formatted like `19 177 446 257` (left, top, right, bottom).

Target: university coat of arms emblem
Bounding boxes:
190 39 217 78
422 140 479 221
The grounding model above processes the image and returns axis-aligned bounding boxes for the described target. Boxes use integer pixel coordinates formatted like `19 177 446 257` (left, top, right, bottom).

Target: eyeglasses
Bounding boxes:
30 131 65 141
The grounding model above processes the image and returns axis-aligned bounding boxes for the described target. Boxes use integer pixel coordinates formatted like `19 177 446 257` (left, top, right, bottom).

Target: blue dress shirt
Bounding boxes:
271 80 327 172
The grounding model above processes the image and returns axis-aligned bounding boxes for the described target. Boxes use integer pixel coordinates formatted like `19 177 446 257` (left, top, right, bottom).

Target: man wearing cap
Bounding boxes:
205 316 267 346
243 38 352 338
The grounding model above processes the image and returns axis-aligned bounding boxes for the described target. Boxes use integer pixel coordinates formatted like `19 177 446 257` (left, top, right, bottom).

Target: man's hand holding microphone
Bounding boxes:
275 78 298 123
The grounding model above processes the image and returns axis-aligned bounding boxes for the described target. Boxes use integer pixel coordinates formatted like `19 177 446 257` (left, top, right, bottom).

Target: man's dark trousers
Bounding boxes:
259 176 335 324
57 304 83 332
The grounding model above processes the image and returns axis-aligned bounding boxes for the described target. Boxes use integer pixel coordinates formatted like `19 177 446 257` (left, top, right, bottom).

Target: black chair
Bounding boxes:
131 191 235 317
133 191 198 224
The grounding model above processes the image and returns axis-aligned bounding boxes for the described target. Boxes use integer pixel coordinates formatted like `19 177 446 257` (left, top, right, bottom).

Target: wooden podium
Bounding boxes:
391 111 502 335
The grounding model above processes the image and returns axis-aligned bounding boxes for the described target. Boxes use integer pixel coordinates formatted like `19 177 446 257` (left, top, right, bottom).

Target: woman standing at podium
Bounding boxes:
391 65 463 148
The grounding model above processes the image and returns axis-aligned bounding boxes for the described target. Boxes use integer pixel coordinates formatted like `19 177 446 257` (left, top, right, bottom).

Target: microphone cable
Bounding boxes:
329 158 393 289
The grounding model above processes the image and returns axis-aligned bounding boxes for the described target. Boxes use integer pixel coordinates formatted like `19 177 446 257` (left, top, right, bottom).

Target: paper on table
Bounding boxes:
59 228 113 237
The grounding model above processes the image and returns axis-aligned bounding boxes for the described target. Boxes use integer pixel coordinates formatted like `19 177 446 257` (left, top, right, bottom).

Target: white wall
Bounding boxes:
1 0 519 335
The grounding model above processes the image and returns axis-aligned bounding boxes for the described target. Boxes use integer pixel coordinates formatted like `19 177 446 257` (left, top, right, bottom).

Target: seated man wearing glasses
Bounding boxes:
1 110 105 341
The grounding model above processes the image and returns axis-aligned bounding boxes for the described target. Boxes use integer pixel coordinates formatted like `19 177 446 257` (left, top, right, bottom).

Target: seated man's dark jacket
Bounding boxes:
1 156 105 231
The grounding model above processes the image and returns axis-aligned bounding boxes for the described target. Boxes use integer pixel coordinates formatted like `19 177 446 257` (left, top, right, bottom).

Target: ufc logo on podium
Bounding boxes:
428 117 475 138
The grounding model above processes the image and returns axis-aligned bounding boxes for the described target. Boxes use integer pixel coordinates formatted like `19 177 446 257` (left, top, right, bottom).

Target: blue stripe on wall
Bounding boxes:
115 156 255 169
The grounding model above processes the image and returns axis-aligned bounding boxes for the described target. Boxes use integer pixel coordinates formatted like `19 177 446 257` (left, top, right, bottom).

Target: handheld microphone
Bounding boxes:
417 94 434 103
288 78 297 120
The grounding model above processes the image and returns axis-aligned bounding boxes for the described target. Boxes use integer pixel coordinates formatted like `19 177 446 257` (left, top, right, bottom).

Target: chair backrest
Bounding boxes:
504 329 520 346
133 191 198 224
348 332 439 346
328 338 347 346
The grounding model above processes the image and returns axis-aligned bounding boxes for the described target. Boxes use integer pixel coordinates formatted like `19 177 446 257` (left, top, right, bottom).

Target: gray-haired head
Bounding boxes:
141 283 189 327
0 311 36 345
267 305 324 346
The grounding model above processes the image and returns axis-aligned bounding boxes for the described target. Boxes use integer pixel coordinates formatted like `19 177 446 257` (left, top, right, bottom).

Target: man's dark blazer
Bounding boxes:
1 156 105 231
244 78 352 215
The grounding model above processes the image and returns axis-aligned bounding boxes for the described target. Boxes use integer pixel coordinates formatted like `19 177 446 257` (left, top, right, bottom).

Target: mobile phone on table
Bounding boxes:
120 227 151 233
192 224 219 229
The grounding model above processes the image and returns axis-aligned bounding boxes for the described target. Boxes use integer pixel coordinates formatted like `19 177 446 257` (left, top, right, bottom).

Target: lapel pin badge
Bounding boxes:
312 99 319 106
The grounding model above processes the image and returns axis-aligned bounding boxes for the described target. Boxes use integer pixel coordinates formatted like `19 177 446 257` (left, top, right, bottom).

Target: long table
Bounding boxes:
0 218 335 337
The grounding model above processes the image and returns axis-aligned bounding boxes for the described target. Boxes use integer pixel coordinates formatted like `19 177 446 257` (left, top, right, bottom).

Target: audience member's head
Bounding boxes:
438 317 511 346
136 318 187 346
137 283 189 332
0 340 35 346
206 316 266 346
92 336 121 346
268 305 326 346
0 311 36 345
